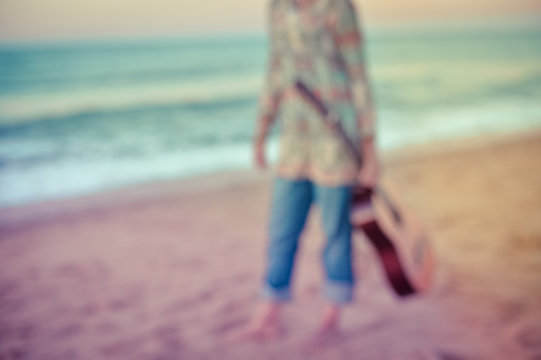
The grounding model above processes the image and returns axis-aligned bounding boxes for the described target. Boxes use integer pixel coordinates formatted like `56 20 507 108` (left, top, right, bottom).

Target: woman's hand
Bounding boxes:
358 137 380 188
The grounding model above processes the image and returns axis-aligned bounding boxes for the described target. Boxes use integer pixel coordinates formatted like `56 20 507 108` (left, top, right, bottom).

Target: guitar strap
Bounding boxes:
294 80 403 225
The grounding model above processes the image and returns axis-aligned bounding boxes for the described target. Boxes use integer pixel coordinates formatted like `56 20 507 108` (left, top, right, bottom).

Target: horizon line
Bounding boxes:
0 14 539 45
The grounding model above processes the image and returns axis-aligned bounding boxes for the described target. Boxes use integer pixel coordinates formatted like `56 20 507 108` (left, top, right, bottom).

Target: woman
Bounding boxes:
240 0 379 341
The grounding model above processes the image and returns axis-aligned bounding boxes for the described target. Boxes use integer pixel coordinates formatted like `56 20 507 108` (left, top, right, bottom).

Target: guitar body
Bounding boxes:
351 178 435 296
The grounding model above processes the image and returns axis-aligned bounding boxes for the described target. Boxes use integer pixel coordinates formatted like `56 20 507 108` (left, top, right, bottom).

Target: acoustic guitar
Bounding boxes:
294 80 435 296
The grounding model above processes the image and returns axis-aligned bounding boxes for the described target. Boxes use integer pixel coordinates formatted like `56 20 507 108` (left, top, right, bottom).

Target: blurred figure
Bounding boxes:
237 0 379 343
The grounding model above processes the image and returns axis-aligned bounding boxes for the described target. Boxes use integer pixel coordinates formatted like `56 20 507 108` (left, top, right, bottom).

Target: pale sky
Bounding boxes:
1 0 540 41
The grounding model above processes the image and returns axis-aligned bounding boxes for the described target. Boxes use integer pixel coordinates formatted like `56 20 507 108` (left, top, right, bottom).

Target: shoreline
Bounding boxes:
1 127 540 228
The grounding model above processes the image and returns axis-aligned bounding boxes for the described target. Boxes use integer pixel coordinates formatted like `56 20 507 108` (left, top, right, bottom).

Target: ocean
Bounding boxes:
1 24 541 208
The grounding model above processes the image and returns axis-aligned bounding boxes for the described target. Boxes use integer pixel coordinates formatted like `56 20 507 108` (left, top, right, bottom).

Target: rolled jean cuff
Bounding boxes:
324 280 354 304
260 284 292 302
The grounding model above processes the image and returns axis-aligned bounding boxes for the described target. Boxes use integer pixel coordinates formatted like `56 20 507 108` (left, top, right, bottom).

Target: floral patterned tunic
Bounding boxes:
257 0 376 186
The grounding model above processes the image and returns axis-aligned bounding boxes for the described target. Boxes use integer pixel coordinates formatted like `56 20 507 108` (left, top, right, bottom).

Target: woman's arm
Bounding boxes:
333 0 376 140
254 1 284 168
333 0 379 185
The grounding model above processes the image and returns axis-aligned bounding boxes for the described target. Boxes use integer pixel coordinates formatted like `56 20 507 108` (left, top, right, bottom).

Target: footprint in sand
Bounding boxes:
498 300 526 323
100 336 145 357
516 324 541 352
95 321 120 334
208 296 254 334
209 314 249 336
109 296 136 311
437 350 470 360
164 289 215 316
79 283 145 316
0 279 27 313
3 347 29 360
2 322 36 343
152 324 183 351
229 273 252 284
55 263 89 281
216 298 251 314
43 349 80 360
52 323 85 340
0 279 20 298
108 325 184 360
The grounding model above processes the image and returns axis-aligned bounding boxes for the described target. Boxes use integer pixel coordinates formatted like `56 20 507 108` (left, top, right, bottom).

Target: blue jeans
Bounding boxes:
261 177 355 304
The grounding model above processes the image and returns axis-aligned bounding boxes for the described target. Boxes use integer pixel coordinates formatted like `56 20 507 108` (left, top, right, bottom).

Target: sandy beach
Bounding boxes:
1 130 540 360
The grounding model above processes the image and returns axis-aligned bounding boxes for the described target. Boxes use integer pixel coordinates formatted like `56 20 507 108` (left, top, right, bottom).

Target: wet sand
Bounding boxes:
1 131 540 360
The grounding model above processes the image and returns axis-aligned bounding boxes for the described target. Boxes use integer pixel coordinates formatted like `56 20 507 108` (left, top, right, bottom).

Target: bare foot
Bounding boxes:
228 302 284 342
299 304 343 351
